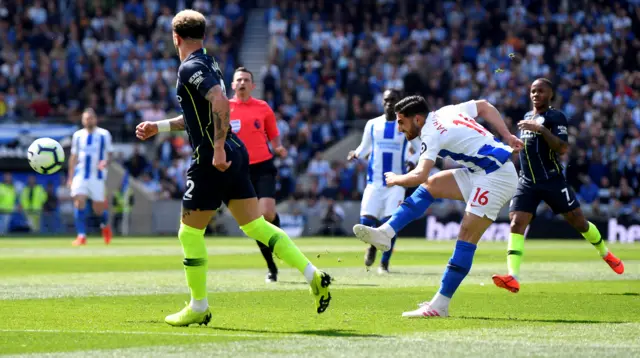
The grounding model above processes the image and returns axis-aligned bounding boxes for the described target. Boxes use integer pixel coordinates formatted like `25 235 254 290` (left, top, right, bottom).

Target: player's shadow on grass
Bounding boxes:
387 271 441 277
600 292 639 296
208 326 386 338
459 316 630 324
277 280 380 287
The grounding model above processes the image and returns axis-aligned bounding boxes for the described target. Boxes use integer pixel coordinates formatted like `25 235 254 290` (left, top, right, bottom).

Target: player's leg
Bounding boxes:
564 207 624 274
90 181 111 244
71 194 88 246
492 180 539 293
354 169 464 251
379 186 406 273
228 197 331 313
360 185 383 268
257 197 279 281
404 163 518 318
253 165 280 282
165 207 215 327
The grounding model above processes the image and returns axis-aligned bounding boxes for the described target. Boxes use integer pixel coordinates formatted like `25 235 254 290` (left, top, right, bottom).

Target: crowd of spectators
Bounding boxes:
260 0 640 220
1 0 639 222
0 0 246 136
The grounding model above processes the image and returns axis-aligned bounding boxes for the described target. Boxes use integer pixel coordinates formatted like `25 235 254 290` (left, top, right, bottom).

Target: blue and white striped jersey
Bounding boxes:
420 100 513 174
70 127 113 180
355 115 418 187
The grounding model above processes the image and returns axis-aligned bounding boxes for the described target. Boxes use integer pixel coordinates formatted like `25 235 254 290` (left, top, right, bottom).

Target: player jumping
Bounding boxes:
68 108 113 246
492 78 624 293
135 10 331 327
347 89 418 274
353 95 523 317
230 67 288 283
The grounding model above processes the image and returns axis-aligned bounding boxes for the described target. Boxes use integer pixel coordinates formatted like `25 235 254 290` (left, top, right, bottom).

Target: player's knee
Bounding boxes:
510 217 527 234
91 200 103 212
74 198 86 210
263 210 276 223
458 225 480 244
565 210 589 232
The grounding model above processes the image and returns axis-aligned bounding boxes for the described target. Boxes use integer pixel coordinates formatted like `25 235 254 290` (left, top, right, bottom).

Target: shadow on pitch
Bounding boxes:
208 326 387 338
600 292 639 296
458 316 630 324
277 280 379 287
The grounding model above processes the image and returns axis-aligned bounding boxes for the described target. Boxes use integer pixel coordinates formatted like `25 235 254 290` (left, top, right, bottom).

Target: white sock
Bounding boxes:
430 292 451 309
378 223 396 239
303 263 317 284
190 297 208 312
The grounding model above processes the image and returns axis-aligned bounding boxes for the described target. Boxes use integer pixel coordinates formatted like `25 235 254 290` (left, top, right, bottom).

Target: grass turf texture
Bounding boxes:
0 238 638 357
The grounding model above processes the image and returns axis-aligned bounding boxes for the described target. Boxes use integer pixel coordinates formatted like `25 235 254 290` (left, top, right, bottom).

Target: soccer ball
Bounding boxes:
27 138 65 175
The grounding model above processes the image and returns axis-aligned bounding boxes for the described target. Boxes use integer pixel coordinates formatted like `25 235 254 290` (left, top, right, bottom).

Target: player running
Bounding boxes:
68 108 113 246
135 10 331 327
347 89 418 274
230 67 288 283
353 95 523 318
492 78 624 293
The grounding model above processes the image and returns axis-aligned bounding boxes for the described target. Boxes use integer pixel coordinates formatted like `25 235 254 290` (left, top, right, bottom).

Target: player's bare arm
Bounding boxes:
385 158 434 188
518 120 569 155
98 152 112 171
475 100 523 151
206 85 232 171
271 135 287 157
135 115 184 141
67 154 77 187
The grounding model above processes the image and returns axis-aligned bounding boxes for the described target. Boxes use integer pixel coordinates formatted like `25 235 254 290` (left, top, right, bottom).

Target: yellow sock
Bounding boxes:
178 223 208 300
240 216 311 273
582 221 608 257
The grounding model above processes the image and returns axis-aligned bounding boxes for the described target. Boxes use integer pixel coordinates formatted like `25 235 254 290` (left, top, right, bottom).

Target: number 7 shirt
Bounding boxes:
419 100 513 175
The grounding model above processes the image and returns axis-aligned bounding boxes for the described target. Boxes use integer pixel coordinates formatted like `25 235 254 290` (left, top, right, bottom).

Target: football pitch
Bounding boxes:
0 238 638 357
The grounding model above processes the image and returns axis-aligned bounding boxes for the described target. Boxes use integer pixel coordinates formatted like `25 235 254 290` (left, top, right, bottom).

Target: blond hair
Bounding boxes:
172 10 206 40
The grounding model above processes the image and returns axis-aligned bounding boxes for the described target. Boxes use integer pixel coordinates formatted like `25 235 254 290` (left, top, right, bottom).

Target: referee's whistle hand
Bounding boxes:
136 122 158 141
274 146 288 157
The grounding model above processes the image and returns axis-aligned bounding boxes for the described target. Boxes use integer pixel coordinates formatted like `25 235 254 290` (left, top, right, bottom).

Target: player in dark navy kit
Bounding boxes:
492 78 624 294
135 10 331 327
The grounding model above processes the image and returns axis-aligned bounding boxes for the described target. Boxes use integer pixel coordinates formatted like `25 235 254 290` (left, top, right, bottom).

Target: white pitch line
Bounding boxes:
0 328 275 339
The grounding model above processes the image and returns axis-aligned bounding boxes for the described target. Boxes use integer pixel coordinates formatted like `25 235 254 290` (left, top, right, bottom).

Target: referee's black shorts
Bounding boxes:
249 158 277 199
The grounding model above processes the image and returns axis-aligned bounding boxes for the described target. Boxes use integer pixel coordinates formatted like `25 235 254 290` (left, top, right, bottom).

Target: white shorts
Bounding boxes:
360 185 406 219
71 177 106 202
452 161 518 221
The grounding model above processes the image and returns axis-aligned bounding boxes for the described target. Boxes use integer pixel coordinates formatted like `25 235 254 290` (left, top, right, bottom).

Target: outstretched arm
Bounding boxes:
136 115 184 141
474 99 512 139
474 99 523 151
205 85 230 149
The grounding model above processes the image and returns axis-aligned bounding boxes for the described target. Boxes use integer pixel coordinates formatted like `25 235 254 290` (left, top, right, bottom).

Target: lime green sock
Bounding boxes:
581 221 608 257
178 223 208 300
241 216 310 273
507 233 525 278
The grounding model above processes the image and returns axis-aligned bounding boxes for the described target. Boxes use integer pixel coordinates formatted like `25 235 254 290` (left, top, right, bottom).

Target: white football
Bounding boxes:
27 138 65 175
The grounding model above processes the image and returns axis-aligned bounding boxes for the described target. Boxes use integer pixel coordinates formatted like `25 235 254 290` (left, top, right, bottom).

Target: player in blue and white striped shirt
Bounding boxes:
67 108 114 246
348 89 418 273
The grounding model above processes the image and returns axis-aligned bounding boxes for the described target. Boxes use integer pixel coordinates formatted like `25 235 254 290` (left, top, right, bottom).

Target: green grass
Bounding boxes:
0 238 639 357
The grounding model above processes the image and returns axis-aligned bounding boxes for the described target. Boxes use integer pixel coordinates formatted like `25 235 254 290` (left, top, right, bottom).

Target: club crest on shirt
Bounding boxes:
535 115 545 125
254 119 261 129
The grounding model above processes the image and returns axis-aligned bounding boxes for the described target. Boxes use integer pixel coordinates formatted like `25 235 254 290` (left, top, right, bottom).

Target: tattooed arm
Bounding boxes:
205 86 230 149
167 115 186 131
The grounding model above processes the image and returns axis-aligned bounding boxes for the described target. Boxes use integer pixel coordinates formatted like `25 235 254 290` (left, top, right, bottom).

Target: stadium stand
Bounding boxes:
0 0 638 236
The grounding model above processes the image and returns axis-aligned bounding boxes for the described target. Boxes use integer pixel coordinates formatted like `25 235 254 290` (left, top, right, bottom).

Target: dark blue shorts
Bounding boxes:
182 143 256 211
510 175 580 215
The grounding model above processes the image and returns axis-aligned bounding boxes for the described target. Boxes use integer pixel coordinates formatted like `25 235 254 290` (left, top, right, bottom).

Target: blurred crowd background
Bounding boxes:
1 0 639 235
